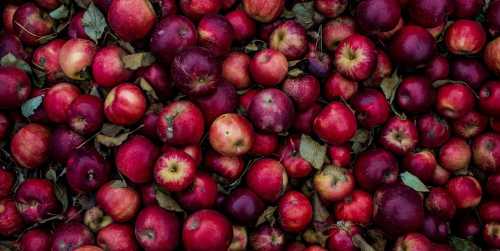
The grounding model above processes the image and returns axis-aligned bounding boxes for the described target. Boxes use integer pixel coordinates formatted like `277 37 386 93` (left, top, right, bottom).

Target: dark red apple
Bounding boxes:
10 123 50 169
13 3 55 45
2 5 18 34
452 111 487 139
198 15 234 57
116 135 159 184
0 199 23 236
97 224 139 251
334 34 377 81
484 37 500 76
282 75 320 111
195 81 238 124
19 228 52 251
314 0 348 18
245 158 288 202
44 82 81 123
313 101 357 144
488 0 500 36
224 188 265 225
479 201 500 223
205 149 244 182
354 148 399 191
225 9 256 42
107 0 156 42
479 81 500 116
445 19 486 55
157 100 205 145
249 132 278 157
48 126 84 164
327 144 351 167
249 225 285 251
355 0 401 32
104 83 146 126
436 83 475 119
417 113 450 148
396 76 434 113
32 39 65 82
426 187 456 220
0 169 14 199
306 43 332 79
278 191 312 233
403 150 437 183
335 189 373 225
323 72 358 100
0 66 31 109
408 0 448 27
183 210 233 251
66 147 111 193
51 223 95 251
450 58 490 89
92 45 132 88
248 88 295 133
135 206 180 251
326 222 360 251
292 103 322 134
150 15 197 64
425 55 449 81
137 64 174 100
249 49 288 87
177 172 218 211
390 25 436 68
447 176 482 209
15 178 58 223
379 116 418 155
452 0 484 18
351 88 390 128
68 11 88 39
67 95 104 136
180 0 222 20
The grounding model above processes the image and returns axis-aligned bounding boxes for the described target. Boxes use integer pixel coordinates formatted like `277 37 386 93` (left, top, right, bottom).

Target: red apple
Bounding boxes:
137 64 174 100
452 110 488 138
92 45 132 88
250 225 285 251
479 81 500 116
313 101 357 144
104 83 147 126
243 0 284 23
335 189 373 225
403 150 437 183
59 38 96 80
222 52 252 89
183 210 233 251
226 9 256 42
447 176 482 208
154 150 197 192
417 113 450 148
445 19 486 55
198 15 234 57
68 11 88 39
195 81 238 124
334 34 377 81
0 169 14 199
314 165 355 202
379 116 418 155
439 137 471 172
19 228 52 251
180 0 222 20
97 224 139 251
484 37 500 76
472 133 500 172
488 0 500 36
394 233 432 251
327 144 351 167
0 199 23 236
249 132 279 157
314 0 348 18
278 191 312 233
66 147 111 193
177 172 218 211
67 95 104 136
107 0 156 42
96 181 140 222
323 72 358 100
32 39 65 82
354 148 399 191
390 25 436 68
157 100 205 145
408 0 448 27
426 187 456 220
326 222 361 251
246 158 288 202
0 66 31 109
270 20 307 60
44 82 81 123
2 5 18 34
249 49 288 87
48 127 84 164
229 226 248 251
10 123 50 169
278 136 313 178
479 201 500 223
209 113 254 157
116 135 159 184
224 188 265 225
351 88 390 128
396 76 434 113
13 3 55 45
205 149 244 182
292 103 322 134
355 0 401 32
51 223 95 251
248 88 295 133
425 55 449 81
322 16 355 51
436 83 475 119
135 206 180 251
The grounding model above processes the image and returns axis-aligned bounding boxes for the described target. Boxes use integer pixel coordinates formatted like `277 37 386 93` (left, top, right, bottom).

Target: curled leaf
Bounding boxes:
138 78 159 102
292 2 315 29
312 193 329 226
96 132 131 147
380 70 401 103
122 52 156 70
432 79 468 88
350 129 373 154
0 53 32 73
256 206 277 227
400 171 429 192
110 180 127 188
244 40 267 53
449 236 481 251
49 5 69 19
156 190 184 212
299 134 327 170
21 96 43 118
352 235 376 251
82 3 107 43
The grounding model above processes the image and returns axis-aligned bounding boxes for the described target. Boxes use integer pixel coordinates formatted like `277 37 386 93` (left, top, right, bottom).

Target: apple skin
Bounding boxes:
245 158 288 202
408 0 448 28
150 15 198 64
484 222 500 248
270 20 307 60
224 188 265 225
472 133 500 172
322 16 355 51
292 103 322 135
390 25 436 68
0 66 32 109
324 72 358 101
314 165 355 202
0 169 14 199
157 100 205 146
327 144 351 168
365 50 393 86
439 137 471 172
0 199 23 236
314 0 348 18
417 113 450 148
445 20 486 55
225 9 256 42
104 83 147 126
334 34 377 81
59 39 97 80
393 233 432 251
183 210 233 251
116 135 159 184
10 123 50 169
97 223 139 251
107 0 156 42
351 88 390 128
195 81 238 124
452 110 488 139
403 150 437 183
479 81 500 116
355 0 401 33
379 116 418 155
479 201 500 223
488 0 500 36
209 113 254 157
177 172 217 212
249 49 288 87
354 149 399 191
205 149 244 183
135 206 180 251
68 11 89 39
484 37 500 76
43 82 81 123
13 3 55 45
249 132 279 157
326 222 361 251
66 147 111 193
306 44 332 79
0 33 28 60
447 176 482 209
171 47 221 97
489 175 500 199
15 178 59 223
91 45 132 88
19 228 52 251
313 101 357 145
180 0 222 20
248 88 295 133
335 190 373 225
137 64 174 100
67 95 104 136
96 181 141 222
198 15 234 57
426 187 456 220
154 150 197 192
243 0 285 23
222 52 252 89
2 5 18 34
278 136 313 179
425 55 449 81
32 39 65 82
282 75 320 112
51 223 95 251
0 113 9 141
278 191 312 233
373 184 425 237
396 76 434 114
249 225 285 251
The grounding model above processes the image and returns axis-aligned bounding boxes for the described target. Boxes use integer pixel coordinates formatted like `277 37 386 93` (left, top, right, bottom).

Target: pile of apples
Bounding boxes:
1 0 500 250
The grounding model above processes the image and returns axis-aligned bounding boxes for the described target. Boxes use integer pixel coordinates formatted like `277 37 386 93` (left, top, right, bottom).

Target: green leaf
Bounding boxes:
432 79 468 88
45 169 57 182
21 96 43 118
122 52 156 70
400 171 429 192
449 237 481 251
292 2 315 29
110 180 127 188
352 235 376 251
0 53 32 73
288 68 304 78
312 193 329 224
380 70 401 103
138 77 159 102
55 183 69 212
82 3 107 43
299 134 327 170
244 40 267 53
256 206 277 227
350 129 373 154
49 5 69 19
155 190 184 212
96 131 131 147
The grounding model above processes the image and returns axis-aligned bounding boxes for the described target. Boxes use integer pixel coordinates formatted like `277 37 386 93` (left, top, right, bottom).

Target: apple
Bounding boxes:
278 191 312 233
248 88 295 133
270 20 307 60
48 126 84 166
314 0 348 18
176 172 217 212
0 169 14 199
104 83 147 126
198 15 234 57
171 47 221 97
425 55 449 81
91 45 132 88
379 116 418 155
306 43 332 78
204 149 244 182
245 158 288 202
408 0 448 27
479 201 500 223
322 16 355 51
390 25 436 68
66 147 111 193
222 52 252 89
137 64 174 100
19 228 52 251
452 111 488 139
324 72 358 100
107 0 156 41
488 174 500 199
226 9 256 42
209 113 254 157
354 148 399 191
439 137 471 172
157 100 205 146
249 133 279 157
183 210 233 251
403 150 437 183
488 0 500 36
355 0 401 32
417 113 450 148
13 3 55 45
10 123 50 169
32 39 65 82
97 224 139 251
479 81 500 116
229 226 248 251
135 206 180 251
43 82 81 123
351 88 390 128
436 83 475 119
59 38 96 80
180 0 222 20
68 11 88 39
249 225 285 251
394 233 432 251
243 0 284 23
0 199 23 236
67 95 104 136
249 49 288 87
453 0 484 18
450 59 489 90
278 136 313 178
335 189 373 225
150 15 197 64
334 34 377 81
224 188 265 225
472 133 500 172
15 178 58 223
292 103 322 134
2 5 18 34
96 181 140 222
426 187 456 220
365 50 393 86
445 20 486 55
396 76 434 113
314 165 355 202
447 176 482 208
0 66 31 109
154 149 197 192
326 222 361 251
195 81 238 124
313 101 357 144
484 222 500 248
484 37 500 76
51 223 95 251
0 34 28 60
